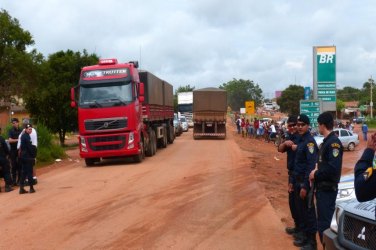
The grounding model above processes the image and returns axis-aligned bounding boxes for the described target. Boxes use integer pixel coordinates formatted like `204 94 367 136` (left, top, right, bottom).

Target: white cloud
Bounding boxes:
2 0 376 95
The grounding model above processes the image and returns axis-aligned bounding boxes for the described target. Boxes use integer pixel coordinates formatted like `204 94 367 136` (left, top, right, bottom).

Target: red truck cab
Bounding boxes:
71 58 174 166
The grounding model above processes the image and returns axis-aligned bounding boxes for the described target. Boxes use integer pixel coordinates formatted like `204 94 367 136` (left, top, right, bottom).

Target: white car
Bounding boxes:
314 128 359 151
179 115 189 132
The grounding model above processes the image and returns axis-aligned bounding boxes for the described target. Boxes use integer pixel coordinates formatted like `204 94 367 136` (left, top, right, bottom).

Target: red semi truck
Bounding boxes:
70 58 174 166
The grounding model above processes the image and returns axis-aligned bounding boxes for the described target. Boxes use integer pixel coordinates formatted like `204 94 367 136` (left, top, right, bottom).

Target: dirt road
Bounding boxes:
0 128 294 250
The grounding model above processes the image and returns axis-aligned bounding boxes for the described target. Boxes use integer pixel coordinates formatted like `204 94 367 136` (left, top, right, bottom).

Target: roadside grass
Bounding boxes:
2 124 77 168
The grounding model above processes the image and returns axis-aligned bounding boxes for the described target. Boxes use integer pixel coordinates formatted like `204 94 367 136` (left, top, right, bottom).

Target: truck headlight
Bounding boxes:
330 206 344 233
128 132 135 149
80 137 88 152
337 188 354 199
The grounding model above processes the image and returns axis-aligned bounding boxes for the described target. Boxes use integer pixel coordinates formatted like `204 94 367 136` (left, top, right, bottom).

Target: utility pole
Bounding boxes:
371 76 374 119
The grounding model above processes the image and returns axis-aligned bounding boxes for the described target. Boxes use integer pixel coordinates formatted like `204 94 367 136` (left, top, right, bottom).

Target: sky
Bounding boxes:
2 0 376 98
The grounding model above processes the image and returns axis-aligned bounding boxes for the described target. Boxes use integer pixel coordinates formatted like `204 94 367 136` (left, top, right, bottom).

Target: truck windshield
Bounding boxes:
79 81 133 108
178 104 193 112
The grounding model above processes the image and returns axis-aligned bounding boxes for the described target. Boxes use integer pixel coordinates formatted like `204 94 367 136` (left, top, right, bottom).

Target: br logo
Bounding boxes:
319 54 334 63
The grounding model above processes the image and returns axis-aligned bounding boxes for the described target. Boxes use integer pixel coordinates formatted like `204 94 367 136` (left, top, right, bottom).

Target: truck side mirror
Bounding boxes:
70 87 77 108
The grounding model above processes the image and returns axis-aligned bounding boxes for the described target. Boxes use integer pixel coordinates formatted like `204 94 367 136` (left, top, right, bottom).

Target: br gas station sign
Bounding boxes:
313 46 336 111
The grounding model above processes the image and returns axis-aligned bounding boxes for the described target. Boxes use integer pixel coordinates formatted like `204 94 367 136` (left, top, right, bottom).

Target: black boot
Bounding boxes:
301 233 317 250
285 226 297 235
19 185 28 194
293 232 307 247
29 185 35 193
5 185 14 192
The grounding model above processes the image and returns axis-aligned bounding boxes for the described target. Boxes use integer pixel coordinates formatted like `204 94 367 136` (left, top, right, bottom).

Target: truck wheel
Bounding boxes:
151 130 157 155
161 127 167 148
167 125 174 144
85 158 98 167
134 140 145 163
145 131 153 157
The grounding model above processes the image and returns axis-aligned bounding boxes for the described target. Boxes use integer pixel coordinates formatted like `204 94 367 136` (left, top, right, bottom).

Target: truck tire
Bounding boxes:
145 131 153 157
167 124 174 144
151 130 157 155
133 140 145 163
85 158 99 167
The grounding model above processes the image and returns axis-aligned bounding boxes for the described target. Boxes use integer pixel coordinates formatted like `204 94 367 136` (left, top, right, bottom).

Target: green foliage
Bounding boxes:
35 124 66 163
175 84 195 94
23 50 99 145
36 124 52 148
219 78 263 111
337 87 362 102
276 85 304 115
336 99 345 113
0 9 40 102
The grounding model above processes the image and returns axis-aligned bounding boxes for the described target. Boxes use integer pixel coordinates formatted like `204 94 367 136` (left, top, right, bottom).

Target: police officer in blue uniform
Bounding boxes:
0 132 13 192
354 132 376 202
309 112 343 244
293 114 318 250
278 115 301 237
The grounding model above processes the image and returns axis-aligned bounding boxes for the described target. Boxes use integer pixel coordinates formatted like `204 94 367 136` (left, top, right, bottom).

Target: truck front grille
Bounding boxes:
341 212 376 249
88 135 126 151
85 118 127 131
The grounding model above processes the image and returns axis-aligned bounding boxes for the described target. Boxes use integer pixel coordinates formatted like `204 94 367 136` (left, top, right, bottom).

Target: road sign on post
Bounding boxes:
300 99 322 128
245 101 255 115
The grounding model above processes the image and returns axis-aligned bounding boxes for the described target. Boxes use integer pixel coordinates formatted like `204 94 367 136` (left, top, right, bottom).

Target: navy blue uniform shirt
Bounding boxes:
286 133 300 172
315 131 343 184
294 131 318 189
354 148 376 202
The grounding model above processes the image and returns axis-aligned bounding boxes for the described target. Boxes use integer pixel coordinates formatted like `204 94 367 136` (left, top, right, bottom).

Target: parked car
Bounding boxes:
323 171 375 250
174 113 183 136
314 128 359 151
179 115 189 132
353 116 366 124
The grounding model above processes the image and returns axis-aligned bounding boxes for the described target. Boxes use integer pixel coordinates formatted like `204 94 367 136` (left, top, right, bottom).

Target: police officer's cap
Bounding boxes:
11 118 19 123
297 114 310 125
287 115 297 123
317 111 333 125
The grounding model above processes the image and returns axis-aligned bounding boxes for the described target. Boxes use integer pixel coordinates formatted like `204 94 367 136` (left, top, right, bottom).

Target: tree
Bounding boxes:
175 84 195 94
219 78 263 111
337 86 362 102
336 99 345 114
24 50 99 145
276 85 304 115
0 9 37 103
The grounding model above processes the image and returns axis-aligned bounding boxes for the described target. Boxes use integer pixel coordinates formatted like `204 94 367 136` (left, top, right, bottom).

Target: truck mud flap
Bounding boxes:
193 133 226 140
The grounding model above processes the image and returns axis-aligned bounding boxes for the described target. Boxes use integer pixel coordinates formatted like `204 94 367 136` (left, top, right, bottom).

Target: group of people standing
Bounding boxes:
0 118 38 194
235 116 279 142
278 112 343 250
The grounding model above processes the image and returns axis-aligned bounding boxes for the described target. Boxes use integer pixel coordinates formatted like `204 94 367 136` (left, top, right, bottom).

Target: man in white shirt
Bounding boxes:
17 119 38 185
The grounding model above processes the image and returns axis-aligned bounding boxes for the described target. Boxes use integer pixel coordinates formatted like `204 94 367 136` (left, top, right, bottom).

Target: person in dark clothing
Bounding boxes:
309 112 343 244
0 132 13 192
277 115 301 237
19 124 37 194
293 114 318 250
8 118 22 186
354 132 376 202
